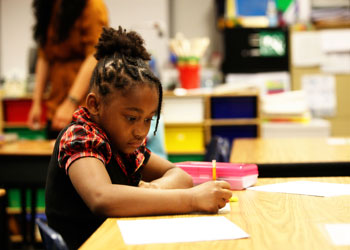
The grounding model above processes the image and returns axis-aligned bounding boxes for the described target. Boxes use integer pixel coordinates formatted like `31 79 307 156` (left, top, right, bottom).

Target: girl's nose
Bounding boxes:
133 124 149 140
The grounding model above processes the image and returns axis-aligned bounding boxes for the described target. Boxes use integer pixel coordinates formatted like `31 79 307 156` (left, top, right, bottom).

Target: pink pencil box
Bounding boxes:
175 161 258 190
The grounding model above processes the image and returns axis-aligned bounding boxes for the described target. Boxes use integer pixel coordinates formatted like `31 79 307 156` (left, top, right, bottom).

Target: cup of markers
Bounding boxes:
170 33 210 89
177 57 200 89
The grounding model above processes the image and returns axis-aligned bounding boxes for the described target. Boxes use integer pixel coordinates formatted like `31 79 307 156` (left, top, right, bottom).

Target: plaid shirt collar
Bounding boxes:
72 107 109 141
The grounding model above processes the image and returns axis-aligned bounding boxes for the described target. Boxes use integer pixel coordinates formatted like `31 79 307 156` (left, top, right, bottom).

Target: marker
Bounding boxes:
212 159 216 181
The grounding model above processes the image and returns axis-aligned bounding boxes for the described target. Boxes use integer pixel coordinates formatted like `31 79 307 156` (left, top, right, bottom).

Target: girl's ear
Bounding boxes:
86 93 100 115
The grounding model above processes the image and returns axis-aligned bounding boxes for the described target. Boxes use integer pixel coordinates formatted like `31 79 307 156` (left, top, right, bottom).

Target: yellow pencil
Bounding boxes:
212 159 216 181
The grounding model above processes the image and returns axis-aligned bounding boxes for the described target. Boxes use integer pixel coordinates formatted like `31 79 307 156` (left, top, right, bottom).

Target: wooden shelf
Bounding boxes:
314 19 350 30
7 207 45 215
4 122 46 128
205 118 260 126
165 122 204 127
167 150 205 155
163 88 259 97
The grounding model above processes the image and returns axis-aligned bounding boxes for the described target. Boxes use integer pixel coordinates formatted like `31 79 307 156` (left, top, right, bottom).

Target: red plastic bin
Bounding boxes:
3 98 47 123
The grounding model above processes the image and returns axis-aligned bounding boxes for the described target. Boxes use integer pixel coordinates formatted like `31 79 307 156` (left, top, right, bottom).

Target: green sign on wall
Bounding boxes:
259 31 286 57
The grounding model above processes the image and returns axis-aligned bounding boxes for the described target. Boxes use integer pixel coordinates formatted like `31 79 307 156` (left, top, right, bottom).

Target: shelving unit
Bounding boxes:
163 89 260 162
1 97 47 139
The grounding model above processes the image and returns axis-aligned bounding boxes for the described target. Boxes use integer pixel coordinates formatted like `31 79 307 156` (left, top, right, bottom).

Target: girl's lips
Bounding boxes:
128 142 142 148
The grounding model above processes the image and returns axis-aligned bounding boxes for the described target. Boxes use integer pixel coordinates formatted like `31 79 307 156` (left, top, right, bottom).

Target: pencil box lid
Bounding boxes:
175 161 258 177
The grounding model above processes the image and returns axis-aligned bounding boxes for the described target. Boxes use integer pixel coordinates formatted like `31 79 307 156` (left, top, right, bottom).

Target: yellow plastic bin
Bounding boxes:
165 126 204 153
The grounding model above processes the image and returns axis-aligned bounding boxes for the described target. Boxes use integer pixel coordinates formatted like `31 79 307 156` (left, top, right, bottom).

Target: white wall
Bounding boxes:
0 0 35 79
171 0 223 59
0 0 220 79
105 0 170 70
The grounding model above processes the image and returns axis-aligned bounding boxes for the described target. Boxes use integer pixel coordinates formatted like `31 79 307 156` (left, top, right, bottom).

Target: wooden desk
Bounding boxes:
230 138 350 177
79 177 350 250
0 140 53 246
0 140 53 185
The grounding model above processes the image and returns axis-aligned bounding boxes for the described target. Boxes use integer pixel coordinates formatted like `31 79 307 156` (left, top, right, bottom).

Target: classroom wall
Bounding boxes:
104 0 170 70
1 1 349 137
0 0 35 78
0 0 170 77
0 0 219 78
171 0 223 58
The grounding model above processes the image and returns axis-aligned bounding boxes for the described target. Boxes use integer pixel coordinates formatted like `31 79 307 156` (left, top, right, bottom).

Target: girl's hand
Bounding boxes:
190 181 232 213
27 102 42 130
52 98 77 130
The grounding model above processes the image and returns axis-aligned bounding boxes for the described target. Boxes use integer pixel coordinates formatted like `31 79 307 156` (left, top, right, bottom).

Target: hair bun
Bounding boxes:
94 26 151 61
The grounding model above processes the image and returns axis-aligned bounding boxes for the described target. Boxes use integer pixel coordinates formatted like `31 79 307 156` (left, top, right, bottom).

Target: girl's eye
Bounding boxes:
145 118 154 123
126 116 137 122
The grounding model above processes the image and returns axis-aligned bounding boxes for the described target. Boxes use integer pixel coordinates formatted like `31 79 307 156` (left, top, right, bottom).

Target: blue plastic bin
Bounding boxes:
211 96 257 119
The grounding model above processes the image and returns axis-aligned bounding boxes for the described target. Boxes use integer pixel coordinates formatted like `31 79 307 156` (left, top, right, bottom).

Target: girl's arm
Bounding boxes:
51 54 97 130
140 153 193 189
68 157 232 217
28 53 49 129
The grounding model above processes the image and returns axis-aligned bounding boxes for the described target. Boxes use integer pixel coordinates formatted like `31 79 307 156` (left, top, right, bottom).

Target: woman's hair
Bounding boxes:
33 0 87 46
91 26 163 135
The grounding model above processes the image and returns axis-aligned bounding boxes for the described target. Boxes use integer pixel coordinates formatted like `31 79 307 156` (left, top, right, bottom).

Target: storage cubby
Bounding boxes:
210 96 257 119
163 90 260 161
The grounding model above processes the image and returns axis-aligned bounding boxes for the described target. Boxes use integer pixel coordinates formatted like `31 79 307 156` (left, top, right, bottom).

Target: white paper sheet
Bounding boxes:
291 31 322 67
117 216 249 245
301 74 336 117
324 224 350 246
320 29 350 53
327 137 350 145
321 52 350 74
219 202 231 214
248 181 350 197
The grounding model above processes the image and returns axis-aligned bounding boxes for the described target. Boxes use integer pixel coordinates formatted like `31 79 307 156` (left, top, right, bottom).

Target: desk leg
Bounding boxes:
20 188 27 245
30 188 37 245
0 190 10 250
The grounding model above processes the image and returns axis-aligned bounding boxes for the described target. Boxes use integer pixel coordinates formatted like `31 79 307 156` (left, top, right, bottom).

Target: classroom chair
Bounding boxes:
204 136 230 162
36 218 68 250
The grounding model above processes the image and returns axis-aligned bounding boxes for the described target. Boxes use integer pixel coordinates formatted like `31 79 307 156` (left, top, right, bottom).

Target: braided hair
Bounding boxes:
90 26 163 135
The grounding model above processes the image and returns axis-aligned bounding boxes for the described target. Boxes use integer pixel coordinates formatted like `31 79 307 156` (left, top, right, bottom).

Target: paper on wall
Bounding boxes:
321 52 350 74
320 29 350 53
301 74 336 117
291 31 322 67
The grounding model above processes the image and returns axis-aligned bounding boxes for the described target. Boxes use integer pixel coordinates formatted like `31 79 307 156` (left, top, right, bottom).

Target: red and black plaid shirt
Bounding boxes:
58 107 150 180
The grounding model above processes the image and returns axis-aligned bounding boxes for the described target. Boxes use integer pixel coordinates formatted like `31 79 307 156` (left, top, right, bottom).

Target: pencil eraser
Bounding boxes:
229 196 239 202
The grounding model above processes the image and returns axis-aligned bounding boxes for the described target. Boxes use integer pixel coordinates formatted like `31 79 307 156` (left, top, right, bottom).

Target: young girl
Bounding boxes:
45 26 232 249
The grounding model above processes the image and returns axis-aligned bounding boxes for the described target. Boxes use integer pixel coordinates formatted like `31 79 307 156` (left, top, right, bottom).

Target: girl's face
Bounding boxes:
98 84 159 154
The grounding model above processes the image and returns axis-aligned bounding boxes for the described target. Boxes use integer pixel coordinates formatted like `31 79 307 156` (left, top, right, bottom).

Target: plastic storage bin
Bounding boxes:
175 161 258 190
211 96 257 119
3 98 47 123
168 154 204 163
163 96 204 123
165 126 204 153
